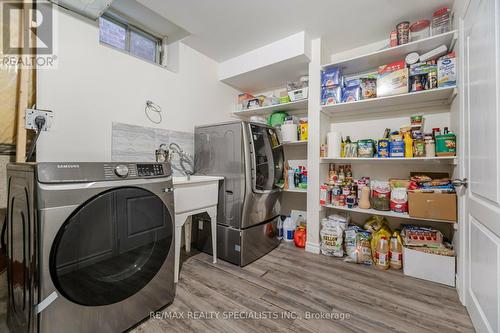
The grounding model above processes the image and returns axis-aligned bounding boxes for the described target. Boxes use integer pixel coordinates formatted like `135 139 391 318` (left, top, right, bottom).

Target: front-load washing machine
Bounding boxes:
6 162 175 332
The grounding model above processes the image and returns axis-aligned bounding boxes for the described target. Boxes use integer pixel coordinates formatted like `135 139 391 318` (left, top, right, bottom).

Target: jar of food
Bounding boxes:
425 139 436 157
396 21 410 45
414 139 426 157
390 30 398 47
410 20 430 42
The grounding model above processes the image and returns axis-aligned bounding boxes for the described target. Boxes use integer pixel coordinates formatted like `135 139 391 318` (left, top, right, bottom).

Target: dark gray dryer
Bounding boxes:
6 162 175 333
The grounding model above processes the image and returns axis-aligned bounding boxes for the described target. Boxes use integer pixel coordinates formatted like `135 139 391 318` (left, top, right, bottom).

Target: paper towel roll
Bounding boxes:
327 131 341 158
281 123 298 142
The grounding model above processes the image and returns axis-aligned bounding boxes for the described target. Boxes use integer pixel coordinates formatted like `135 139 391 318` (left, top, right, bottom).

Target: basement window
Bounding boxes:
99 15 162 64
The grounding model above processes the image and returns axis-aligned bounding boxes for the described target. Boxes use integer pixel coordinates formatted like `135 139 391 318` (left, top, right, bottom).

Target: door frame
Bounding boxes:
455 0 471 306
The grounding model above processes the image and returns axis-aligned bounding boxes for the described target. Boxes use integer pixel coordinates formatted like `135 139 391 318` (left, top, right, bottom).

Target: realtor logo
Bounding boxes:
1 1 56 68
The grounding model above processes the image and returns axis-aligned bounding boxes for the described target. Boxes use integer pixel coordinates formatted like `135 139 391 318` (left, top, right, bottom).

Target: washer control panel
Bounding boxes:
114 164 129 177
137 163 164 177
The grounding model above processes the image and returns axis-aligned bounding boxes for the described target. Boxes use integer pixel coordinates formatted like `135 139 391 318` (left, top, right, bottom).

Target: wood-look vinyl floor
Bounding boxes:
132 243 474 333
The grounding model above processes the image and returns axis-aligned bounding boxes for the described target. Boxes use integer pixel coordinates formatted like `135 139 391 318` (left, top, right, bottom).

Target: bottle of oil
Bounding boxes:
404 132 413 158
375 236 390 270
389 234 403 270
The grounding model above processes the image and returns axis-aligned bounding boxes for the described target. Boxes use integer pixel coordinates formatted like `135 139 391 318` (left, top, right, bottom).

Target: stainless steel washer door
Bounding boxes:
49 187 173 306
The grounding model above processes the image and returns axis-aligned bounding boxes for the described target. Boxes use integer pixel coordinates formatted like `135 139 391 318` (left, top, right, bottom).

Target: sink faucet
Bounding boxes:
166 142 194 180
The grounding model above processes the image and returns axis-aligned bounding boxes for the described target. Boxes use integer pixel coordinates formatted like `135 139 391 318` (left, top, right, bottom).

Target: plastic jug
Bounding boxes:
375 236 390 270
283 217 295 242
277 217 284 240
389 235 403 269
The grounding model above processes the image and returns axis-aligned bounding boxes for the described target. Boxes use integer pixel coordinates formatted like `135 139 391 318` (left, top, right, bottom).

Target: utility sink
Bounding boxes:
172 175 223 283
172 175 223 214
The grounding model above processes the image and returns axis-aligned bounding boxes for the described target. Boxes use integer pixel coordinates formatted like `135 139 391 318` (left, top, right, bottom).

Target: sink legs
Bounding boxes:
210 212 217 264
184 216 192 253
174 206 218 283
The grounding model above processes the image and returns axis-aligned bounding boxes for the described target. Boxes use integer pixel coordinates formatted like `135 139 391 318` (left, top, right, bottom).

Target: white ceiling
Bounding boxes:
137 0 453 62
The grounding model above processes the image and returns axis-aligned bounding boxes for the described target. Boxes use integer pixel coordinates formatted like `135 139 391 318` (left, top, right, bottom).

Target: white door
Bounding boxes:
463 0 500 332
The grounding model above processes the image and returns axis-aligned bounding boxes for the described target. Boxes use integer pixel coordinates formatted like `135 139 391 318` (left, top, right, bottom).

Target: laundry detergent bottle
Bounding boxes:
283 217 295 242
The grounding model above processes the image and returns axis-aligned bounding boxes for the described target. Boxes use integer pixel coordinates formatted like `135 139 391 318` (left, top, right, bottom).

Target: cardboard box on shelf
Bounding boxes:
377 61 409 97
408 192 457 222
403 247 455 287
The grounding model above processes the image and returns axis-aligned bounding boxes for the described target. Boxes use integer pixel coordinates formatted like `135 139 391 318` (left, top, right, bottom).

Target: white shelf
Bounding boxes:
322 204 456 224
219 32 310 92
284 188 307 193
233 99 308 117
321 87 457 119
320 156 457 165
322 30 457 75
283 140 308 146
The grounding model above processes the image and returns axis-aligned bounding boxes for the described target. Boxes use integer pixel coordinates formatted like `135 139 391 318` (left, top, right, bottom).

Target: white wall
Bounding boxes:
37 8 238 162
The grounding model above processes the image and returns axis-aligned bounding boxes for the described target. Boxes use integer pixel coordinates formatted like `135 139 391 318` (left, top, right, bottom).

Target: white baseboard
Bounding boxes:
305 242 320 254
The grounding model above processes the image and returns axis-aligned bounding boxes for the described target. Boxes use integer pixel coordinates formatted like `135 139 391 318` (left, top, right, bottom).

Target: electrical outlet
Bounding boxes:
25 108 54 131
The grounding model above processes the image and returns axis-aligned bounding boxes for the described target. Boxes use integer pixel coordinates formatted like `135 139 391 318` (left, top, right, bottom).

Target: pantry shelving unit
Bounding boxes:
221 38 311 217
321 86 457 118
320 204 456 224
303 30 460 256
320 156 457 165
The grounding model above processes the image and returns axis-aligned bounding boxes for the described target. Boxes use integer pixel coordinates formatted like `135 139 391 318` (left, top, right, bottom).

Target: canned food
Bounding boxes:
410 20 430 42
428 71 437 89
396 21 410 45
390 30 398 47
413 139 426 157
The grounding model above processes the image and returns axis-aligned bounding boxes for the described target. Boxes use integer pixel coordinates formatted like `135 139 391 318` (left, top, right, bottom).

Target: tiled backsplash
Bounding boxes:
111 122 194 176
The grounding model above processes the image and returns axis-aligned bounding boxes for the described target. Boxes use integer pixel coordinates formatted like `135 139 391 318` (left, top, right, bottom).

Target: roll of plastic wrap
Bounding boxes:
281 123 298 142
327 131 341 158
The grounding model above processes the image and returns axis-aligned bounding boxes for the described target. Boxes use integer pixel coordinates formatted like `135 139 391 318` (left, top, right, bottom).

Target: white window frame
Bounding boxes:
99 14 163 65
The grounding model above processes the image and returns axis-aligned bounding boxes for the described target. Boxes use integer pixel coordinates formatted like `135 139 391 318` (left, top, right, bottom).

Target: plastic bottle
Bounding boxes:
389 235 403 269
277 217 284 240
375 236 390 270
283 217 295 242
294 168 301 187
404 132 413 158
287 169 295 189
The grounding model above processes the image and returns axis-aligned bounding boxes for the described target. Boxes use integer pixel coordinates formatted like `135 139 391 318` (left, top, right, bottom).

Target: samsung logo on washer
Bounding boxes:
56 164 80 169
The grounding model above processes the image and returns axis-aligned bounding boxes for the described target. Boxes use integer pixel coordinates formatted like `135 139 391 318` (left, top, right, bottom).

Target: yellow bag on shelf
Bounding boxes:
364 216 392 263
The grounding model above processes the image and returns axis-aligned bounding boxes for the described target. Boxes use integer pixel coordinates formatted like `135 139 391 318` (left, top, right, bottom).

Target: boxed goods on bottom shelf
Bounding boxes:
401 224 455 286
319 215 456 285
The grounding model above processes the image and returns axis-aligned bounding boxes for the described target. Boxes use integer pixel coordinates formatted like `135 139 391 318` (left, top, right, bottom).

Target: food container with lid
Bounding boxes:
396 21 410 45
410 20 430 42
435 133 456 156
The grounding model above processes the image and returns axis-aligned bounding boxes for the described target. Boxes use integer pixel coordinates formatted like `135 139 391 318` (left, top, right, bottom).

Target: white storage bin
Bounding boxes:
403 247 455 287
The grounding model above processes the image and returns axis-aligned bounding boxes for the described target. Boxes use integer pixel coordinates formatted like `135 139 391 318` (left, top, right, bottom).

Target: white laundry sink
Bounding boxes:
172 175 223 214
